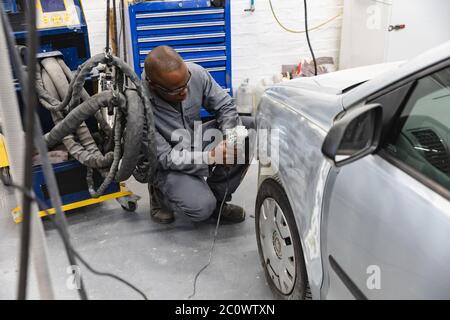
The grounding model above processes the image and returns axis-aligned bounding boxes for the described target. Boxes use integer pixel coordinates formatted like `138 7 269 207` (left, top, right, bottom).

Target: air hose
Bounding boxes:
35 53 157 197
38 61 114 170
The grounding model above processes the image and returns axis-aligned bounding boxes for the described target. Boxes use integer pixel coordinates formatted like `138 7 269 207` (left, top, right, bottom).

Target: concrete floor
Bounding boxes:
0 163 274 300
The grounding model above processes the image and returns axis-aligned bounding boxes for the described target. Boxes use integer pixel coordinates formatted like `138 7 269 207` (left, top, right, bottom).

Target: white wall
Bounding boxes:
340 0 450 69
230 0 343 87
82 0 343 88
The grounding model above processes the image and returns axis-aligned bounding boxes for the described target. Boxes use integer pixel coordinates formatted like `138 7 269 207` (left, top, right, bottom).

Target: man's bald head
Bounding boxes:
144 46 189 103
144 45 184 78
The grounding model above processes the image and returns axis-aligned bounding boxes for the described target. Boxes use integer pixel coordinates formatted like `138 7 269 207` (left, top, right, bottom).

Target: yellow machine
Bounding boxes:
0 134 9 168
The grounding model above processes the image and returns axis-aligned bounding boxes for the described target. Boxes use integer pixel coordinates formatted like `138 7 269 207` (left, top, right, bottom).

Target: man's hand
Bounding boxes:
208 141 237 166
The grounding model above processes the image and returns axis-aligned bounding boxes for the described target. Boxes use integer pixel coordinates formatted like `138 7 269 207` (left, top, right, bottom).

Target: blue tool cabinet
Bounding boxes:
127 0 232 117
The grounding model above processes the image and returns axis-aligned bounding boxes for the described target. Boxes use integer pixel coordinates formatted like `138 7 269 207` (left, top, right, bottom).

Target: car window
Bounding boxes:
385 66 450 191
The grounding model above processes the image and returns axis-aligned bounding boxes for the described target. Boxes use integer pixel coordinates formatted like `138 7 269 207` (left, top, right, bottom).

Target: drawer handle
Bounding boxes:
137 21 225 31
184 56 227 63
140 46 226 55
140 56 226 68
136 9 224 19
138 32 226 43
206 67 227 72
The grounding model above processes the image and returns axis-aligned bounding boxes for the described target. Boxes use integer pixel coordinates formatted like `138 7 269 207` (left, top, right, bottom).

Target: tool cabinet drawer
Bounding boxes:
135 8 225 24
139 44 226 62
128 0 232 116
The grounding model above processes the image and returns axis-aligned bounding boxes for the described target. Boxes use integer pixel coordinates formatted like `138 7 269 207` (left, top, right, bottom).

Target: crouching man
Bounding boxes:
143 46 255 224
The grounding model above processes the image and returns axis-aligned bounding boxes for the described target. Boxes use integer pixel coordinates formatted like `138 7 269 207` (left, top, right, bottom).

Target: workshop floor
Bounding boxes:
0 163 274 300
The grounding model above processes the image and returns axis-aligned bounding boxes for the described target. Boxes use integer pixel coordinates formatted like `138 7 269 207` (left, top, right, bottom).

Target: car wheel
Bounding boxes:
255 178 310 300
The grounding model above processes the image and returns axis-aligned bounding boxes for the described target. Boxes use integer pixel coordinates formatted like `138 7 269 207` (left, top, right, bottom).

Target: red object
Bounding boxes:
296 63 302 75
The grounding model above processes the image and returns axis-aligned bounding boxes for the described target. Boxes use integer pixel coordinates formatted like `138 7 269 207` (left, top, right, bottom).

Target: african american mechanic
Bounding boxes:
142 45 255 224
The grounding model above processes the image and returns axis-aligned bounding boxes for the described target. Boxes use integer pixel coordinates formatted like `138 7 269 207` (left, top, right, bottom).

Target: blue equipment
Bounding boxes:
126 0 232 118
4 0 90 70
2 0 136 222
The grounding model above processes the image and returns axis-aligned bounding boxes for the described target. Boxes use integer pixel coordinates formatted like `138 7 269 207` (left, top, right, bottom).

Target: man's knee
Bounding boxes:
183 193 217 222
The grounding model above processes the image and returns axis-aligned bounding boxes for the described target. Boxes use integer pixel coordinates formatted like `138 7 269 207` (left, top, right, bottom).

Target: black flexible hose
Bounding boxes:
304 0 317 76
57 53 157 183
45 91 125 148
37 52 157 195
17 1 38 300
38 61 114 169
87 107 124 198
115 89 145 182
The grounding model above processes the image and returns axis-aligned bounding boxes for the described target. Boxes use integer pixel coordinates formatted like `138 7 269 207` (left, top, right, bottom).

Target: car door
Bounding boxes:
321 64 450 299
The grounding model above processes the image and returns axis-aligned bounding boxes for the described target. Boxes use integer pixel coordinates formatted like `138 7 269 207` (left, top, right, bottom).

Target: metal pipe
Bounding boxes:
106 0 111 51
17 0 38 300
120 0 127 62
112 0 118 55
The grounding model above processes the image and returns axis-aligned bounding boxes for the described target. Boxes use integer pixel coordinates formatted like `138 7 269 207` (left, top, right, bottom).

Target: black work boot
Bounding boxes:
212 202 246 223
149 186 175 224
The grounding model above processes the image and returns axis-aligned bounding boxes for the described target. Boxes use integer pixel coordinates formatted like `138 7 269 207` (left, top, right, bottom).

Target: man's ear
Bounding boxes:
146 76 156 90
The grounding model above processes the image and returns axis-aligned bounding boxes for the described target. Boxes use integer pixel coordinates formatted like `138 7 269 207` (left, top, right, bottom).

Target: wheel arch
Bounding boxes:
258 164 331 300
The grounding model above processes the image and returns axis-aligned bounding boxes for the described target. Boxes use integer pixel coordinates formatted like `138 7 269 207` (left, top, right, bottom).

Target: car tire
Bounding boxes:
255 178 310 300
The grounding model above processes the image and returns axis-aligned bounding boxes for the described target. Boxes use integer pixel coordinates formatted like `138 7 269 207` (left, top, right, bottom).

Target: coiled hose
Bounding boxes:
36 53 157 197
38 60 114 170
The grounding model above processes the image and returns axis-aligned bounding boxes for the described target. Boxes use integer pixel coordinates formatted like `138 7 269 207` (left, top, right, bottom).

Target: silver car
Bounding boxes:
255 42 450 300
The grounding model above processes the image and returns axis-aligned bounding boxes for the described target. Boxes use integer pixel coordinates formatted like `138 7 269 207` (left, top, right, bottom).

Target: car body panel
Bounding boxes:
256 41 450 299
279 62 404 96
256 90 334 299
262 85 343 131
311 62 404 95
256 60 401 299
322 155 450 299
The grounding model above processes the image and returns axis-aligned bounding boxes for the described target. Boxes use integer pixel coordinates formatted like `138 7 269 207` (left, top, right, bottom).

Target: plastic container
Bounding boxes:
253 77 275 113
235 79 255 114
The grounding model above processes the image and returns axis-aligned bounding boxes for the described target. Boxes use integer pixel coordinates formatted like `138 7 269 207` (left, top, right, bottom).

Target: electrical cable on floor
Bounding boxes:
268 0 341 34
0 175 149 300
303 0 318 76
188 169 230 299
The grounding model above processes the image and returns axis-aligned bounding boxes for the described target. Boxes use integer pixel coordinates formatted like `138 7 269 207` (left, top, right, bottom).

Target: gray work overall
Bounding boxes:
142 63 255 222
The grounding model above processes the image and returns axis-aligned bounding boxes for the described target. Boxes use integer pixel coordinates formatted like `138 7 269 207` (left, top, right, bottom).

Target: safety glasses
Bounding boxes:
147 71 191 96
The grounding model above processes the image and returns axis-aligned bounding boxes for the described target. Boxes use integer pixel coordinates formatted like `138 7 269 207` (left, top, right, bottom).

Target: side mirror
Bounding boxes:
322 103 382 167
